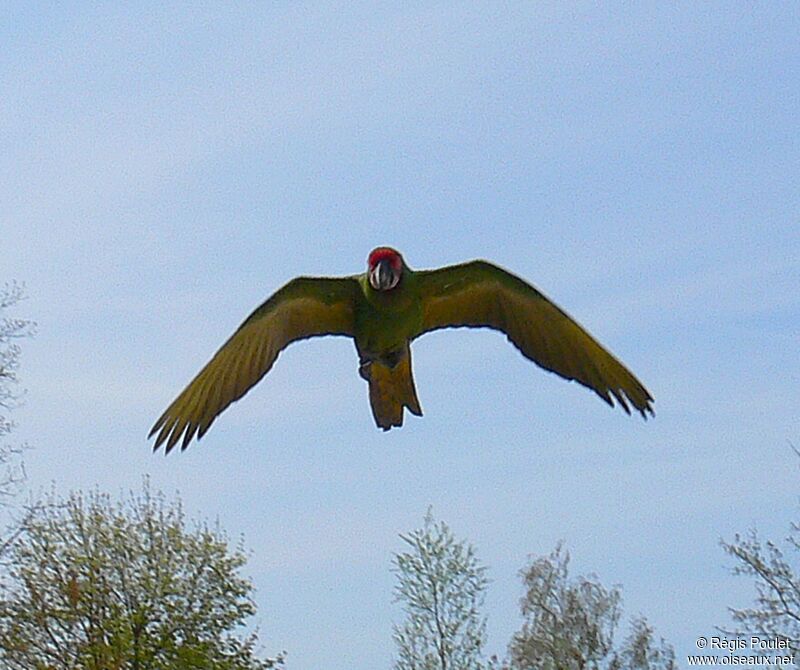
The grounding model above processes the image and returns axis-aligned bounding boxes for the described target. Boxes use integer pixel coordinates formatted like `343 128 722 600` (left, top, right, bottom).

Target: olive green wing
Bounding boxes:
150 276 360 453
414 261 653 417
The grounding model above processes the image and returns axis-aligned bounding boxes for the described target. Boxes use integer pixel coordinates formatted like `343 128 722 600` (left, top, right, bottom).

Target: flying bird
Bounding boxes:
150 247 653 452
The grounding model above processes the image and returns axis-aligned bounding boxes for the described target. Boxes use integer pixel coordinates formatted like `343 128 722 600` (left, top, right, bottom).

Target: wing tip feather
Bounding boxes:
150 412 213 454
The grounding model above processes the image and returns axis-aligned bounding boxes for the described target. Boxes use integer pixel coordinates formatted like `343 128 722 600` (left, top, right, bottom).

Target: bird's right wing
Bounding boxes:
415 260 653 417
150 276 359 452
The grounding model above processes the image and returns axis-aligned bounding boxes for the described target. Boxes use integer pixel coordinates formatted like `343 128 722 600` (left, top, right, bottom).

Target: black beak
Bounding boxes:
369 258 399 290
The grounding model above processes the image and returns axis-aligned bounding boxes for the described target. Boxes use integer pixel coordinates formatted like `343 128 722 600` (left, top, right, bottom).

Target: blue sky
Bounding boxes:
3 2 799 667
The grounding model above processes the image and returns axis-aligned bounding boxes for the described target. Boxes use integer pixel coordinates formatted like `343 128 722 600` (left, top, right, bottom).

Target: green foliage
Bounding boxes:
0 480 283 669
614 617 678 670
509 543 621 669
508 543 675 670
392 510 491 670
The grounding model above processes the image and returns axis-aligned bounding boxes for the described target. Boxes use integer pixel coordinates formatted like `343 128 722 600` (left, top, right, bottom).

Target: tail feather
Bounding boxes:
366 348 422 431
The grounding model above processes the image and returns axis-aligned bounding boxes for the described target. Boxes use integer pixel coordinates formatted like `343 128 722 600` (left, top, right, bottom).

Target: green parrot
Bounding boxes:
150 247 653 452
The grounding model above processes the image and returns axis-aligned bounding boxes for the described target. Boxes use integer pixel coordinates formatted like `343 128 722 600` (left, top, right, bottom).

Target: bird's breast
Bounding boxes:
354 296 422 358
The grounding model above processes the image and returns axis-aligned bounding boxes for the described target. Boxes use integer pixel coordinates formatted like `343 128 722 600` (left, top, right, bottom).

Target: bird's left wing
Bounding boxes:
414 261 653 417
150 276 359 453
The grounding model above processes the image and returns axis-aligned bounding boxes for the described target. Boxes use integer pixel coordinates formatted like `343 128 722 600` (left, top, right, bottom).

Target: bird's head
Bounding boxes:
367 247 404 291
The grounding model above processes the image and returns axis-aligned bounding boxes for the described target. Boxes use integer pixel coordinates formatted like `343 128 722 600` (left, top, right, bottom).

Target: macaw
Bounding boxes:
150 247 653 452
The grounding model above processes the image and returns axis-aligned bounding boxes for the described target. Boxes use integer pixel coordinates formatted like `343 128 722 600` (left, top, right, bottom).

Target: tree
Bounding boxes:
508 543 675 670
721 446 800 652
0 282 34 506
614 618 678 670
722 527 800 652
392 510 492 670
0 282 35 562
0 480 283 669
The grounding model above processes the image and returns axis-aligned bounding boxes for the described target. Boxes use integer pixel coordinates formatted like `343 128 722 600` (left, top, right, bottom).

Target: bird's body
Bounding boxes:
355 267 423 363
150 248 653 452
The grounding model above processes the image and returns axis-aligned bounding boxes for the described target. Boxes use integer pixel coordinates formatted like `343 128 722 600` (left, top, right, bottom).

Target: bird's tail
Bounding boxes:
365 346 423 431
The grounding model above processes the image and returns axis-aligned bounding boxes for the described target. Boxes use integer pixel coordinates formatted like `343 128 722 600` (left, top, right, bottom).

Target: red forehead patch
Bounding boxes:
368 247 402 269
